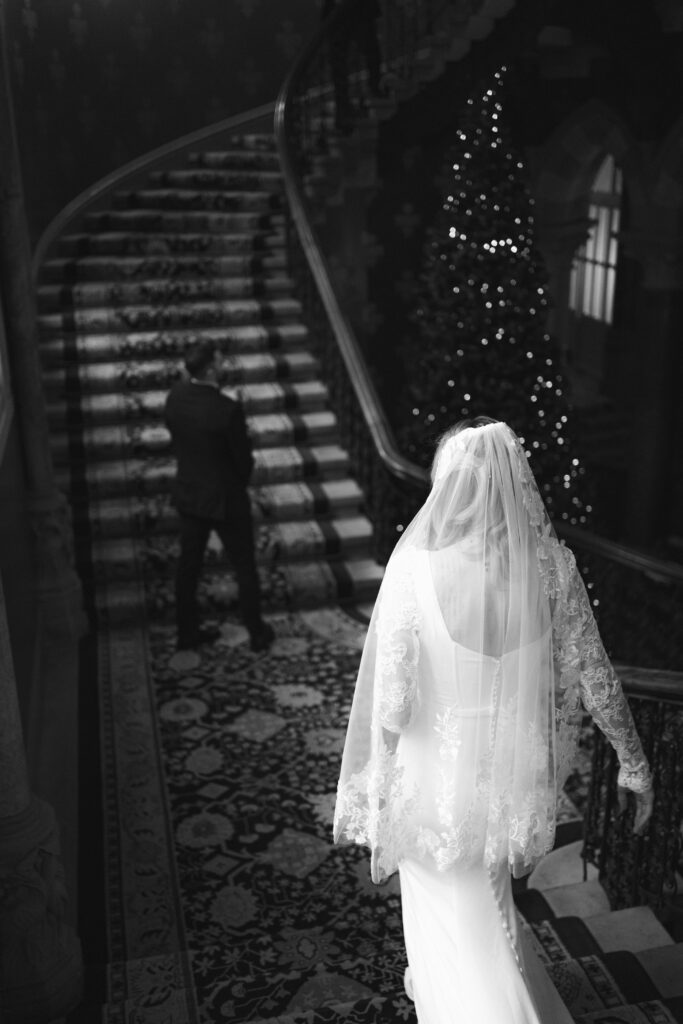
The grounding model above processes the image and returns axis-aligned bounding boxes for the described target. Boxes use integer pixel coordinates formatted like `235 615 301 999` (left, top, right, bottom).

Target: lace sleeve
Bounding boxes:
374 553 420 733
554 550 652 794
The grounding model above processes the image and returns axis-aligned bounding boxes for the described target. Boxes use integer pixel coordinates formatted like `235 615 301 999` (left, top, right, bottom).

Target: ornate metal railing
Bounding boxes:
582 680 683 921
562 524 683 671
275 0 683 918
563 527 683 922
279 0 463 179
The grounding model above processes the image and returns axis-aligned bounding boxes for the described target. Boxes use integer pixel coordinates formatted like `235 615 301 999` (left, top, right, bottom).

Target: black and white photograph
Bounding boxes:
0 2 681 1022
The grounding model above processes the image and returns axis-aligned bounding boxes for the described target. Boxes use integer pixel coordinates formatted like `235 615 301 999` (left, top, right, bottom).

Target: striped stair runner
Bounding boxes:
513 864 683 1023
39 132 384 628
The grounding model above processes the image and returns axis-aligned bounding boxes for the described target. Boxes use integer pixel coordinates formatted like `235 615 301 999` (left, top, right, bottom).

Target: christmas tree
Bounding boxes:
400 66 590 525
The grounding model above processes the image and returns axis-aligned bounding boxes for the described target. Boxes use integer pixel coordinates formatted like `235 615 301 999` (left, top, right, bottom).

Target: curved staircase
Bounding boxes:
38 132 384 632
36 3 683 1020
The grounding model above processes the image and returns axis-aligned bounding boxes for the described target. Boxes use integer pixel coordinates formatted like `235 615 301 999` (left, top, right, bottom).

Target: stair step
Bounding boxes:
637 945 683 1000
40 251 287 284
42 351 319 395
189 147 279 172
527 915 603 962
544 950 660 1017
50 411 339 464
56 445 351 499
203 134 277 152
111 189 282 214
82 209 285 234
583 907 675 956
98 555 384 623
148 168 283 190
538 879 611 921
575 1000 682 1023
38 274 293 311
39 296 302 335
57 230 286 258
82 479 365 538
91 514 374 577
40 323 309 366
528 839 600 892
47 380 328 427
186 147 280 169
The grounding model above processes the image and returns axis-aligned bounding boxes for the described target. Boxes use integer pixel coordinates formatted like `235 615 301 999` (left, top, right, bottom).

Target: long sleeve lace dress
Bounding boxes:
335 544 651 1024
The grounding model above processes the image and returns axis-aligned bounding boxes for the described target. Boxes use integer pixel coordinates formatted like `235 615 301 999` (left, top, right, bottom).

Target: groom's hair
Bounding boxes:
184 339 218 378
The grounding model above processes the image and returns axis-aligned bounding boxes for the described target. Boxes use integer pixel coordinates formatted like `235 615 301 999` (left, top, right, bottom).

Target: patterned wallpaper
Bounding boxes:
4 0 319 242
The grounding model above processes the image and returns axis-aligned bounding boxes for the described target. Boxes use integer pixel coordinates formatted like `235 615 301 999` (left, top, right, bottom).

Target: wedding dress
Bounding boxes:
334 421 652 1024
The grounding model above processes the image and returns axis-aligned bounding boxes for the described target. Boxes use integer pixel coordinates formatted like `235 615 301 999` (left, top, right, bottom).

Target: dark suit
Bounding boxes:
164 380 263 646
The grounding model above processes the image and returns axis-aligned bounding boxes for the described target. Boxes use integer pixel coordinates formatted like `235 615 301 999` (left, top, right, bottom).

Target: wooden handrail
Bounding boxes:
614 664 683 705
559 523 683 585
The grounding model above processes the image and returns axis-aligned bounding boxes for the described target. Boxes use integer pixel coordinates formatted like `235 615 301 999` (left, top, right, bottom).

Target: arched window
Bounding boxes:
568 155 622 324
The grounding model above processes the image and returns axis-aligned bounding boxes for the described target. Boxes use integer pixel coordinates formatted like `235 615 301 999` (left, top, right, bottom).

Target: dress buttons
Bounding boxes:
487 865 525 976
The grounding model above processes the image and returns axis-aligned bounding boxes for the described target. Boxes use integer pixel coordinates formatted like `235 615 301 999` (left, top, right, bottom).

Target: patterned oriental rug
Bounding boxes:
80 583 639 1024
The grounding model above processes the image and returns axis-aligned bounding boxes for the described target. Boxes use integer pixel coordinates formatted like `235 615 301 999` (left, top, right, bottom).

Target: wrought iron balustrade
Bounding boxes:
279 0 475 191
560 523 683 672
559 525 683 922
581 681 683 922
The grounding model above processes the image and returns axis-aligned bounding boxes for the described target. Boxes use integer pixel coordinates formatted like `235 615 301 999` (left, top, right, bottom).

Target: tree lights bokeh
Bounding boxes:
400 67 590 525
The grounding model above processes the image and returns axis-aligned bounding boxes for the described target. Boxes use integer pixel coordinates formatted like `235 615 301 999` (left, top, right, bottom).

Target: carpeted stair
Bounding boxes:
39 133 384 630
514 857 683 1023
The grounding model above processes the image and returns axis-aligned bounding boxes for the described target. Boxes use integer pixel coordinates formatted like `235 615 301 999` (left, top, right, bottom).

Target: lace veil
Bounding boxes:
334 420 639 883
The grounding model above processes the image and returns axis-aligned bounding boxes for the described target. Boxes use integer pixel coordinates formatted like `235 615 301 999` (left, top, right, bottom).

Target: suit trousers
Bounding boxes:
175 494 262 645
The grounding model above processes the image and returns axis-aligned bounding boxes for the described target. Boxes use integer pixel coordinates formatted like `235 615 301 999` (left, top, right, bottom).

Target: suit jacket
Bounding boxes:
164 380 254 521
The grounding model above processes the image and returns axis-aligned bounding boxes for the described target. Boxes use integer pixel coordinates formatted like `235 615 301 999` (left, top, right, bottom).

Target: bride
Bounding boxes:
334 417 654 1023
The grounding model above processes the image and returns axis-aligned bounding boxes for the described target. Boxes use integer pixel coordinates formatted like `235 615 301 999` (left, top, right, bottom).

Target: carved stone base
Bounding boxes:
0 796 83 1024
28 491 89 639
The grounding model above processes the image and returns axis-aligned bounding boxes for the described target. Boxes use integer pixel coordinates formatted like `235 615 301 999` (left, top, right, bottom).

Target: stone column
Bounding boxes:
0 17 85 1020
0 574 82 1024
619 229 683 546
0 19 86 638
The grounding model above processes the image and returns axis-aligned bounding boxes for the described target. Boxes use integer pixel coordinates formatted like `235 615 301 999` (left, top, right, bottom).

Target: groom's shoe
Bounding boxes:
249 622 275 653
177 624 221 652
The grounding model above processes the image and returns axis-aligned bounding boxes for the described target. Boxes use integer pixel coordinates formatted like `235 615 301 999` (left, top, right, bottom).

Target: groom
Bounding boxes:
164 339 274 653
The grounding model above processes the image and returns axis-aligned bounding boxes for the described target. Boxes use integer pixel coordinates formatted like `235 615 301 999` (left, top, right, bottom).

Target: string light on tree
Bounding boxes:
399 65 590 525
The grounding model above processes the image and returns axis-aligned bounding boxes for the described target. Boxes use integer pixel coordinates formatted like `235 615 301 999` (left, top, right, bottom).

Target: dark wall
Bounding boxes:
0 418 38 731
4 0 318 243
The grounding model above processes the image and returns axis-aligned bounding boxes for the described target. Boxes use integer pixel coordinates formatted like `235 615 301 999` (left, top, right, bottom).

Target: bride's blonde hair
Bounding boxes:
431 415 499 484
428 417 509 569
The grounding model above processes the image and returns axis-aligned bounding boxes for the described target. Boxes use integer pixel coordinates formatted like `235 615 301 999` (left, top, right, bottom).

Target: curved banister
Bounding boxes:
613 664 683 705
560 523 683 585
32 101 277 282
